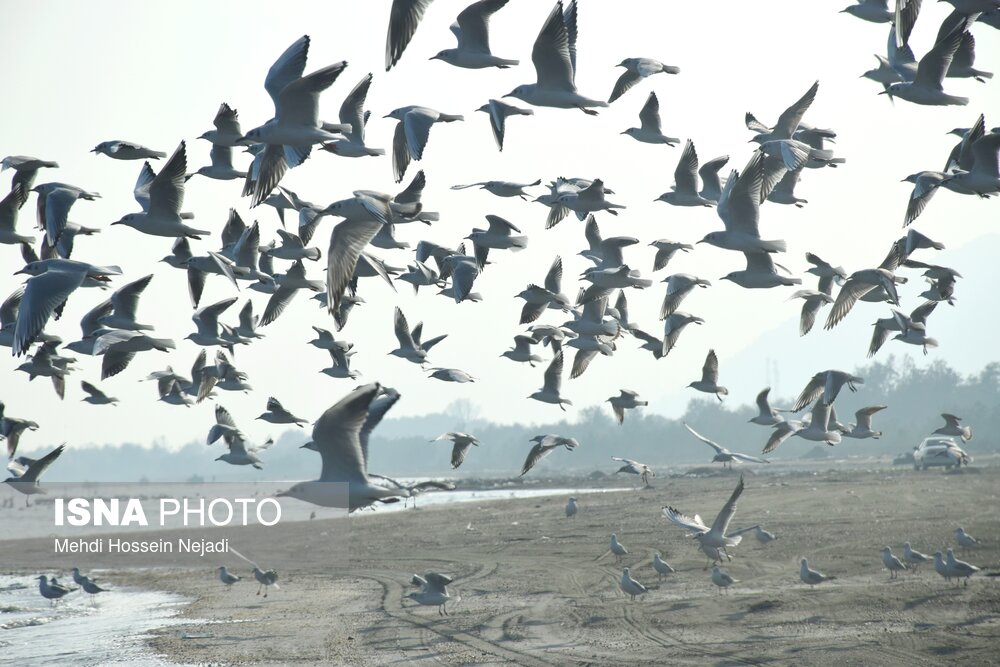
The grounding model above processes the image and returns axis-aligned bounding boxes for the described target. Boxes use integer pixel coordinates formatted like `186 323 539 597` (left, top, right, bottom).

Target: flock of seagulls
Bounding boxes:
584 474 986 599
1 0 995 614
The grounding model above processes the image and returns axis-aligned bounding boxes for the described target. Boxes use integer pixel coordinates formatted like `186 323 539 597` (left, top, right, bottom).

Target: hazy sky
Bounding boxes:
1 0 998 453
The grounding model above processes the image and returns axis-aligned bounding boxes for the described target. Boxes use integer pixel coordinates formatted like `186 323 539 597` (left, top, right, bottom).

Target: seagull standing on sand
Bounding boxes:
653 553 675 580
407 572 454 615
252 566 279 597
610 533 629 563
955 527 979 552
619 567 647 600
729 525 778 545
565 496 577 518
800 558 835 588
882 546 908 579
903 542 930 572
218 566 241 587
945 548 980 586
711 565 737 594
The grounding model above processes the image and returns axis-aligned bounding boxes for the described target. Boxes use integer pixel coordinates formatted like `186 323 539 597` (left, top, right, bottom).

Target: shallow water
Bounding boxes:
0 575 193 666
0 486 621 664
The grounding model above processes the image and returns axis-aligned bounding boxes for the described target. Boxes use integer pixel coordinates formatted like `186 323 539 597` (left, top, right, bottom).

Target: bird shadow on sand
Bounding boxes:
726 598 783 622
903 590 955 610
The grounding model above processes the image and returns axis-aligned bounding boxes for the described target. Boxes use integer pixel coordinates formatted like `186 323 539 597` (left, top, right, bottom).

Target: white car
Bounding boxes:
912 437 972 470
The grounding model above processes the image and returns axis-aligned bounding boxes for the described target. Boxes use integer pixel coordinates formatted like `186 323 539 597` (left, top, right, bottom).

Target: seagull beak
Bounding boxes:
13 269 26 275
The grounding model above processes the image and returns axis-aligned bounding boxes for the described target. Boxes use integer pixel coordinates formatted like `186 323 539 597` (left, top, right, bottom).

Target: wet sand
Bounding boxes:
16 466 1000 665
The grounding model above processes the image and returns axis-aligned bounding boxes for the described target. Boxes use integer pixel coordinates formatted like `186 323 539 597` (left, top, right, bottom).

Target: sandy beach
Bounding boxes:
26 465 979 665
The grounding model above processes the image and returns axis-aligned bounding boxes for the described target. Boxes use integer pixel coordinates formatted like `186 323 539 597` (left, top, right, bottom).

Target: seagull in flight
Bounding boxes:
663 475 746 561
504 1 607 114
683 423 770 467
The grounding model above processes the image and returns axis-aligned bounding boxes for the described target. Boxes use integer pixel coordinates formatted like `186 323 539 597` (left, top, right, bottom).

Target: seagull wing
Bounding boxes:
701 349 720 384
110 274 153 321
14 269 86 356
393 306 416 350
133 162 156 211
340 73 373 140
386 0 434 71
148 142 186 219
635 92 661 131
265 35 310 106
684 423 725 454
609 70 643 104
359 387 401 463
662 506 709 535
824 278 875 330
213 102 242 136
20 443 65 483
276 61 346 128
710 475 744 535
771 81 818 140
326 218 383 315
914 20 963 91
314 383 381 482
542 349 564 393
532 1 575 91
456 0 506 53
673 140 699 194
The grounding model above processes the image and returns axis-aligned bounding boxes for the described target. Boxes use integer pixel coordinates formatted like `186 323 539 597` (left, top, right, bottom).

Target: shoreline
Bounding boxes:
3 466 998 665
